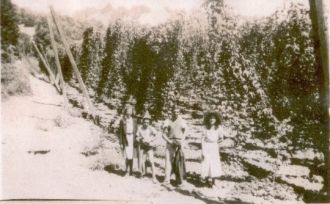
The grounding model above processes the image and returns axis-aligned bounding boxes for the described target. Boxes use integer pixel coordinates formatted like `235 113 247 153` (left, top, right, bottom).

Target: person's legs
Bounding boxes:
176 167 185 186
201 145 212 186
124 146 129 175
125 135 134 176
148 150 156 182
176 172 182 186
175 147 186 186
164 144 174 183
128 159 133 175
139 147 145 176
142 152 147 176
137 144 143 176
125 158 129 176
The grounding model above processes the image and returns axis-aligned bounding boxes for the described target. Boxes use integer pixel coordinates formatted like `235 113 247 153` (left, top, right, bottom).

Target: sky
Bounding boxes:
12 0 311 25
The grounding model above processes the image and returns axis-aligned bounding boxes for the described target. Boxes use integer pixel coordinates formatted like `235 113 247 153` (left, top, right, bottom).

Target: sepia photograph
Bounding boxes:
1 0 329 203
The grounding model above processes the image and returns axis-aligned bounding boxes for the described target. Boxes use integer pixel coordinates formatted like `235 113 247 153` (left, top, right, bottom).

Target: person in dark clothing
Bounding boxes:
172 145 186 185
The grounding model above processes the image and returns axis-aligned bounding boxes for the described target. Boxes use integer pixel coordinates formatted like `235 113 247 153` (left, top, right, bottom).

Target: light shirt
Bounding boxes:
137 126 157 144
164 116 187 140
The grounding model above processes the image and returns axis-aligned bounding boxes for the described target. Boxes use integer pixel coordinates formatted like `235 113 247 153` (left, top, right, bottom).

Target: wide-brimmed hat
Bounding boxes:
142 111 152 120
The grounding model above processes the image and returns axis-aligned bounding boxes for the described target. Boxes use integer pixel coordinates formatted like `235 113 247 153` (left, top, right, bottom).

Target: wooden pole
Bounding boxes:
32 41 61 91
40 45 51 69
47 16 69 110
49 6 95 117
55 73 60 85
309 0 329 198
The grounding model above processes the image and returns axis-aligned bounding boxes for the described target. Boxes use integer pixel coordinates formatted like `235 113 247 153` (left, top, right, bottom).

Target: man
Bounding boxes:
162 107 188 186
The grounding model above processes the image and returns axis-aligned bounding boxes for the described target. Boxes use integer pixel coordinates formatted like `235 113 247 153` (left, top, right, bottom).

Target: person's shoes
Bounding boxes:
163 181 170 185
207 182 213 188
152 178 157 184
177 181 189 188
176 183 184 188
162 181 171 188
162 181 174 191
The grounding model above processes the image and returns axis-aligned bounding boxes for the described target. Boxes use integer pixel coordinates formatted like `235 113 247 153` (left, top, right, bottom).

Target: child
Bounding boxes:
136 111 158 183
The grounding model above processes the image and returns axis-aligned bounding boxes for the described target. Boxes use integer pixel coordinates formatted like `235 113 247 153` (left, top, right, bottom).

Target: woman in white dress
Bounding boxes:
201 111 224 188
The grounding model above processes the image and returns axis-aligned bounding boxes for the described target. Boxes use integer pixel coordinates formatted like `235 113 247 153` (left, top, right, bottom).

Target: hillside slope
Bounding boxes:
1 73 203 204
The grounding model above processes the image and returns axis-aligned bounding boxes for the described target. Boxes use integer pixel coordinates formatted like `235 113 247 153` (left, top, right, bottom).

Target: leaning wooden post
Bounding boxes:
49 6 96 117
40 45 51 69
32 41 60 91
47 16 69 110
309 0 329 197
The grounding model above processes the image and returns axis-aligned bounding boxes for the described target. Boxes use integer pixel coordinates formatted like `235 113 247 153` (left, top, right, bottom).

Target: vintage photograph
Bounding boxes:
1 0 329 203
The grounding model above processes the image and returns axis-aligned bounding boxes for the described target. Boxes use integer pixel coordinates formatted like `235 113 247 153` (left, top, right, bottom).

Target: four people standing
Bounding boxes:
117 99 225 189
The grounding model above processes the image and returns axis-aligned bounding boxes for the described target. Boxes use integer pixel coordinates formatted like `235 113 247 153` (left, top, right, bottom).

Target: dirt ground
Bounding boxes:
1 75 205 204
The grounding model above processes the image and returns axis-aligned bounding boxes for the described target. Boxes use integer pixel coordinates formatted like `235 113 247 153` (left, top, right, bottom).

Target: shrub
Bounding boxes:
1 61 32 98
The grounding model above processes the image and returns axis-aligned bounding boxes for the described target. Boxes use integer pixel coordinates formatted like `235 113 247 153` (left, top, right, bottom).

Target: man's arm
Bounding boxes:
162 126 173 144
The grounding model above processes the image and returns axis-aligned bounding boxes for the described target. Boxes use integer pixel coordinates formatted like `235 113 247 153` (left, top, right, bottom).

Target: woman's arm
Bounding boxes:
218 126 224 143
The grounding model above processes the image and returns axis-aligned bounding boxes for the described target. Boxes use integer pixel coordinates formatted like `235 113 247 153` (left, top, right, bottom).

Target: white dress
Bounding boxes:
201 126 223 178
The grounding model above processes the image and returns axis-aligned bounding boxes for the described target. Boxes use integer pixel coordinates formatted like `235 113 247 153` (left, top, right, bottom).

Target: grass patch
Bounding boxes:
1 61 32 99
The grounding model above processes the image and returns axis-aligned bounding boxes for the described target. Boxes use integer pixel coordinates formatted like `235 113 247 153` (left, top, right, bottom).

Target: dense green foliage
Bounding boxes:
75 2 323 153
1 0 20 62
2 0 327 199
26 0 323 156
238 5 322 150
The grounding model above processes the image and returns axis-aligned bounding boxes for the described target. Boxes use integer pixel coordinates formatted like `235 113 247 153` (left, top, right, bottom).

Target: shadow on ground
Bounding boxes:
102 159 257 204
104 165 126 177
